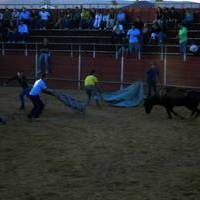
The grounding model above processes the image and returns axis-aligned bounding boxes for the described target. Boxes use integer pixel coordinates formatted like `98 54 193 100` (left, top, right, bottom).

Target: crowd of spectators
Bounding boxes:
0 6 198 56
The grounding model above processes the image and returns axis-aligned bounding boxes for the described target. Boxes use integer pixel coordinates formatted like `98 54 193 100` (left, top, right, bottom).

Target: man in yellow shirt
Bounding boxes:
84 70 101 107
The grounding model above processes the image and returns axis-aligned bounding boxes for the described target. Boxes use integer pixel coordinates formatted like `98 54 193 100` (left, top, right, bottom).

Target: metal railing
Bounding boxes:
1 42 198 89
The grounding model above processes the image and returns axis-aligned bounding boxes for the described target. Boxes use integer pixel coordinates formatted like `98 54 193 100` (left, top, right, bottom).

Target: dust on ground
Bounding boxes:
0 87 200 200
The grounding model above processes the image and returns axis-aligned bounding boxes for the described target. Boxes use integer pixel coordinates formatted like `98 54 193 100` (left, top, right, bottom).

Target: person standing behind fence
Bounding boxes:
84 70 101 107
178 23 188 57
38 38 51 76
146 62 160 97
127 24 141 56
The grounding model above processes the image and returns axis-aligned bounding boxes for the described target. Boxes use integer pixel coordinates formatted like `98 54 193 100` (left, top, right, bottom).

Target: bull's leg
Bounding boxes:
185 105 198 118
194 109 200 119
170 108 184 119
166 108 173 119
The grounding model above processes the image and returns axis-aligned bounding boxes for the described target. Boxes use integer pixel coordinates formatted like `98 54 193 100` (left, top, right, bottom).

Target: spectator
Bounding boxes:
112 21 125 43
38 38 51 75
93 10 102 29
3 8 11 27
183 9 194 26
30 10 39 29
7 21 17 43
146 62 160 97
101 10 110 30
0 22 7 41
134 17 144 31
17 21 29 42
71 7 81 29
127 24 141 55
116 9 126 27
169 7 179 27
38 8 50 29
157 30 167 45
80 8 91 29
19 8 31 25
11 8 20 26
178 23 188 56
149 22 161 44
141 23 149 44
106 12 115 30
0 11 3 23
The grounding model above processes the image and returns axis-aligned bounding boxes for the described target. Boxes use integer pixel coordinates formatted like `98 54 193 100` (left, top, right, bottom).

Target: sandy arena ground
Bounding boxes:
0 87 200 200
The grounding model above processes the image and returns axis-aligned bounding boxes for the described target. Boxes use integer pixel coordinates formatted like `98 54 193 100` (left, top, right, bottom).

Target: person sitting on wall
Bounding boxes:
38 38 51 76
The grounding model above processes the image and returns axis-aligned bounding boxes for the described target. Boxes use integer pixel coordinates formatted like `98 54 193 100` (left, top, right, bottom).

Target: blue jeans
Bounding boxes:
19 87 31 109
180 42 187 55
129 43 140 55
38 53 50 74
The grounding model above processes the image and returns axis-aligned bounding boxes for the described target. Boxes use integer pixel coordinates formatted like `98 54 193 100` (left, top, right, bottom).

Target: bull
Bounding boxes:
144 87 200 119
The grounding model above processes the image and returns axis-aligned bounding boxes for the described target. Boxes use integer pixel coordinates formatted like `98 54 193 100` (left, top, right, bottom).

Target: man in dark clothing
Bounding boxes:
5 72 31 110
146 62 160 97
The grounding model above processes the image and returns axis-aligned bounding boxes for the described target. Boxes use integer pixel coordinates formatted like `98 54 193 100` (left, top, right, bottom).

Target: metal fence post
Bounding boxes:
35 44 38 79
25 43 28 56
183 51 186 62
70 43 73 57
2 43 5 56
120 54 124 89
138 45 141 60
78 45 81 90
164 46 167 86
115 44 118 60
93 43 96 58
160 44 164 61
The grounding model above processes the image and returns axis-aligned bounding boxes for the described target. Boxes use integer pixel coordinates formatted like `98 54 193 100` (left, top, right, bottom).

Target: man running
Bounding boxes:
28 73 52 120
84 70 101 107
5 72 31 110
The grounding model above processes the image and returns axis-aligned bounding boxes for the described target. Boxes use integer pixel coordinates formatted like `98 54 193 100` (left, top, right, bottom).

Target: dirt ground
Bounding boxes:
0 87 200 200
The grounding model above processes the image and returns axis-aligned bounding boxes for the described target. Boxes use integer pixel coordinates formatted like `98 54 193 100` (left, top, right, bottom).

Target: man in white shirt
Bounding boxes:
127 24 141 55
28 73 51 119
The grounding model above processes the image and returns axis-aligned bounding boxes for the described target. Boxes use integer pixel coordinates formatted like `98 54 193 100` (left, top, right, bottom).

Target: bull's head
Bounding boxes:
144 97 154 114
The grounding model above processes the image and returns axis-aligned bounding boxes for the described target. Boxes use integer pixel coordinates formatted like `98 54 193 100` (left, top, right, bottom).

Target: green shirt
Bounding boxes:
84 75 98 86
178 27 188 44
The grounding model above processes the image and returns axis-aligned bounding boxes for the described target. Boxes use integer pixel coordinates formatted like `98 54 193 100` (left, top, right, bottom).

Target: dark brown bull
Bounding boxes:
144 87 200 119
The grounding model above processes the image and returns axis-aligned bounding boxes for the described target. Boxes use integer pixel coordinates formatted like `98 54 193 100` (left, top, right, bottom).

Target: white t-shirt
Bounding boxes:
30 79 47 96
39 11 50 21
